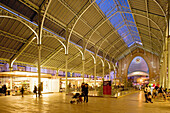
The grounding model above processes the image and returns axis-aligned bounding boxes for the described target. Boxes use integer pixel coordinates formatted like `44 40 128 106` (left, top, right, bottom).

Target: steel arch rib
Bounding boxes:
0 15 38 38
84 11 165 53
98 56 105 67
131 12 164 38
113 45 160 58
66 0 96 54
110 38 161 59
84 11 119 50
152 0 168 26
69 43 85 60
38 0 52 44
96 23 162 60
113 45 160 60
89 52 96 64
103 26 162 58
43 35 66 50
43 35 85 61
105 60 111 69
0 15 38 67
40 35 66 66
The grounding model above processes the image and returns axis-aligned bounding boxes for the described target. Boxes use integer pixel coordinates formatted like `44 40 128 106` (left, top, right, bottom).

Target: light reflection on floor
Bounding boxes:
0 91 169 113
138 91 143 107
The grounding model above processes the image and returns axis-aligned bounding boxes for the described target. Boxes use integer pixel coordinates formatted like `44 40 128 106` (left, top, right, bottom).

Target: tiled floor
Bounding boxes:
0 91 170 113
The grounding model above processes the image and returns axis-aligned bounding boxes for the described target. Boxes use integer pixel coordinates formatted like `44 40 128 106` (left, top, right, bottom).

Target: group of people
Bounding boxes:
0 84 39 97
70 82 88 104
81 83 88 103
144 84 170 103
153 86 170 100
20 85 38 97
20 85 39 97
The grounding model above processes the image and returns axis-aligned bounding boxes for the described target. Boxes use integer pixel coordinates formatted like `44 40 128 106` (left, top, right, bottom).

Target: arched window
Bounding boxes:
128 56 149 74
128 56 149 84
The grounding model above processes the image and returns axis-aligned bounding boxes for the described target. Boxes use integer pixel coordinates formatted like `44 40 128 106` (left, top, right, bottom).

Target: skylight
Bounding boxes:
96 0 142 47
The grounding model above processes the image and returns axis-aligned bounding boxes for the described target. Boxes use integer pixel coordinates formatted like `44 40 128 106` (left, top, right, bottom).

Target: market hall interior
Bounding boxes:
0 0 170 112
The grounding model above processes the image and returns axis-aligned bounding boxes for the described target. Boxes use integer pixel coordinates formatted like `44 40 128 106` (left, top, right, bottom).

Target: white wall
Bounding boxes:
51 79 59 92
30 78 60 93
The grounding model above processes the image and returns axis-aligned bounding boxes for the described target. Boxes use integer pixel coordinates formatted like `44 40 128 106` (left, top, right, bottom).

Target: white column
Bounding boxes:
102 66 105 81
109 68 111 81
114 68 116 86
94 63 97 88
10 76 13 90
162 56 165 88
160 65 163 86
38 45 41 96
82 60 85 83
167 2 170 88
9 67 13 90
164 51 167 88
65 54 68 93
168 38 170 88
38 8 42 97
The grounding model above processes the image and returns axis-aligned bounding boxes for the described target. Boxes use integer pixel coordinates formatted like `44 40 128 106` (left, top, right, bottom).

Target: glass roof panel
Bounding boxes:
128 26 138 32
122 13 134 22
125 20 136 26
130 31 139 36
109 13 123 28
96 0 117 18
96 0 142 47
123 35 133 44
116 0 129 7
115 21 124 29
133 35 140 40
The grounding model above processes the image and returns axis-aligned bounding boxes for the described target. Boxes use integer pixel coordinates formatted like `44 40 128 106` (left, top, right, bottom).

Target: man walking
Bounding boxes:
84 83 88 103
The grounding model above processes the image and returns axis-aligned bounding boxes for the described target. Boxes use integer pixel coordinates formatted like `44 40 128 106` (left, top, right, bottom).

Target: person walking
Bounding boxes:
84 83 88 103
144 84 148 103
3 85 7 96
34 86 37 97
158 86 163 98
152 88 157 99
21 86 24 97
163 88 167 100
148 90 153 103
81 83 85 101
144 84 149 103
144 84 153 103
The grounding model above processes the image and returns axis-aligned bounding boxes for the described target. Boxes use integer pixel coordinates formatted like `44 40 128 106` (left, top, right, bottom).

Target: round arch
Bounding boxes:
124 52 153 81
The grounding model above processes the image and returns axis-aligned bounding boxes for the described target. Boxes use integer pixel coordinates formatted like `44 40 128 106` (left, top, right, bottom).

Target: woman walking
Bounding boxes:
21 86 24 97
34 86 37 97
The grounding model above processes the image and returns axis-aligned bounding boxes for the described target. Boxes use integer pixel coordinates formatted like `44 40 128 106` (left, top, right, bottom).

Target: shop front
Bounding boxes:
0 71 60 95
60 77 102 92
